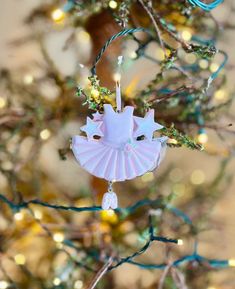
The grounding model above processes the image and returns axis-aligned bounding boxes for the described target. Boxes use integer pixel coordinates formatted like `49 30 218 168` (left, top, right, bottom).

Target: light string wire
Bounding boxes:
188 0 224 11
0 193 233 272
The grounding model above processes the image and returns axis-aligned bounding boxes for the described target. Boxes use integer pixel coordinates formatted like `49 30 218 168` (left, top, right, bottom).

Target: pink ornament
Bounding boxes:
72 84 167 209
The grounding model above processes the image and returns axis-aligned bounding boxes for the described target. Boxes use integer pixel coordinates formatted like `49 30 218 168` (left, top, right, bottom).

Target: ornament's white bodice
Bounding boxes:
102 104 134 147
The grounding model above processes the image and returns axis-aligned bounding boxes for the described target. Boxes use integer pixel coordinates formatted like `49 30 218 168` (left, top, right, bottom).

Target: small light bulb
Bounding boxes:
100 210 118 224
14 254 26 265
228 259 235 267
56 242 64 249
23 74 34 85
40 129 51 140
129 51 137 59
214 89 226 101
0 281 9 289
185 54 196 64
34 209 43 220
177 239 184 246
199 59 208 69
210 63 219 73
168 138 178 145
141 172 154 183
74 280 83 289
51 8 65 23
77 30 90 43
53 232 64 243
109 0 118 9
53 278 61 286
0 97 7 109
155 48 165 61
91 89 100 98
173 183 186 195
14 212 23 221
197 133 208 144
190 169 205 185
181 30 192 41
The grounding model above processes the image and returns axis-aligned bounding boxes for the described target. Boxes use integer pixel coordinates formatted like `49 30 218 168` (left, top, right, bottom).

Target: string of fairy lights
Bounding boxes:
0 0 234 288
1 184 235 289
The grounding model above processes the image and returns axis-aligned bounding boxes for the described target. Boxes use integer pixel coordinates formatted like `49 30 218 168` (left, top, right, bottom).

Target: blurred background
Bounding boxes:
0 0 235 289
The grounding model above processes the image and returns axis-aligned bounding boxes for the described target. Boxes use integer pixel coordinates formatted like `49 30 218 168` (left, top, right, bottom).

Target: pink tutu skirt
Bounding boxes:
72 136 166 182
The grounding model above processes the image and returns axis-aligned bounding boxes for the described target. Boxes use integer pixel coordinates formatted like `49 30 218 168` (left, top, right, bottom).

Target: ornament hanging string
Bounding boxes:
90 27 151 76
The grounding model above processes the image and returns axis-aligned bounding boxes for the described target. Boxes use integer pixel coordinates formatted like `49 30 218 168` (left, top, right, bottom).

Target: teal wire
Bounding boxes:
91 27 150 76
0 193 232 271
210 49 228 81
188 0 224 11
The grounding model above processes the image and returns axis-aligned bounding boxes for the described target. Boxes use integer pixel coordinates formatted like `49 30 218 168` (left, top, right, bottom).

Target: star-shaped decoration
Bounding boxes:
80 117 104 140
134 109 163 140
92 111 103 121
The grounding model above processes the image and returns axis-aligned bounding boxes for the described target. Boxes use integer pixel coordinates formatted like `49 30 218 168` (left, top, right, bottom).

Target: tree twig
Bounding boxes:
85 257 113 289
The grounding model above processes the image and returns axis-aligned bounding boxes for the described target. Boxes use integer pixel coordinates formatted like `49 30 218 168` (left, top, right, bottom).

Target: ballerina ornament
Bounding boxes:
71 28 168 210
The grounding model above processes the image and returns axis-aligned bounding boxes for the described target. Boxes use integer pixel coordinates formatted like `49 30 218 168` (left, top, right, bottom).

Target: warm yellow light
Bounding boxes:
100 222 110 233
185 54 196 64
197 133 208 144
207 287 217 289
100 210 118 224
113 72 121 82
77 30 90 42
14 254 26 265
53 232 64 243
91 88 100 98
141 172 154 183
53 278 61 286
228 259 235 267
56 242 64 249
14 212 24 221
129 51 137 59
214 89 226 101
168 138 178 145
177 239 184 246
190 169 205 185
173 183 186 195
51 8 65 23
74 280 83 289
0 281 9 289
181 30 192 41
40 129 51 140
109 0 118 9
0 97 6 109
119 221 134 232
210 63 219 73
23 74 34 85
34 209 43 220
155 48 165 61
199 59 208 69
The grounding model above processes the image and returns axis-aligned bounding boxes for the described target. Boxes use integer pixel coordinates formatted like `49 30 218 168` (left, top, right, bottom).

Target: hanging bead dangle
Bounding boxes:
102 181 118 210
